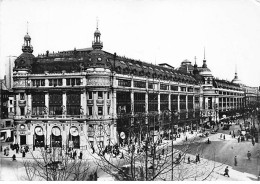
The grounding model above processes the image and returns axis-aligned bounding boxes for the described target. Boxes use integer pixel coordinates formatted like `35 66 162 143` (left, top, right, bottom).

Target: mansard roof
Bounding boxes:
214 79 242 91
24 48 199 85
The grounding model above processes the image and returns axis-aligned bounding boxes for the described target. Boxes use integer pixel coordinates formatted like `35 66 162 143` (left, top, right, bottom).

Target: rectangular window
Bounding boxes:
71 79 75 86
58 79 62 86
107 106 110 115
10 107 13 112
148 83 153 89
66 79 70 86
76 78 80 85
88 106 92 115
53 79 57 86
134 81 146 88
20 107 25 115
49 79 53 86
10 100 12 105
181 87 186 92
6 121 11 127
98 91 103 99
36 79 40 87
107 92 110 99
20 93 25 100
160 84 168 90
41 79 45 86
67 93 80 115
118 79 131 87
171 85 178 91
32 80 36 86
32 93 45 116
89 92 92 99
188 87 193 92
98 107 103 115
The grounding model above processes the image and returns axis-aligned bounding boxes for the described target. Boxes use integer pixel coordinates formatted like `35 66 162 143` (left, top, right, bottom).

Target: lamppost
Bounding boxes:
169 109 179 181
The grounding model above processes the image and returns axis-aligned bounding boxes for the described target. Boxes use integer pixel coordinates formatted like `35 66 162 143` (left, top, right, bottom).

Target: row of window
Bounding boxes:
31 78 81 87
118 79 199 92
219 91 244 96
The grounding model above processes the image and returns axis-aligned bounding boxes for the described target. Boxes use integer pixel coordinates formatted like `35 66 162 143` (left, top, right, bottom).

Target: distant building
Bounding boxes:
5 56 16 89
0 80 14 142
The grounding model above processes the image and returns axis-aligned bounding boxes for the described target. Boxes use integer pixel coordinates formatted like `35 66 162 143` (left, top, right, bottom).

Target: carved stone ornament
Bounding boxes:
86 77 110 86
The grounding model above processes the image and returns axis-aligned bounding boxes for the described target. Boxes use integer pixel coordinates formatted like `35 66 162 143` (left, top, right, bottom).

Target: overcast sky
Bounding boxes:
1 0 260 87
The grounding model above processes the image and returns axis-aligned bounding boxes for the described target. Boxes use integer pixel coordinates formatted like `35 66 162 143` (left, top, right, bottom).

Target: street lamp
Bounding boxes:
169 109 179 181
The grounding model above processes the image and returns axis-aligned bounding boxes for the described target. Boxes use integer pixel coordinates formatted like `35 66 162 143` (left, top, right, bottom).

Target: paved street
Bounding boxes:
177 118 260 177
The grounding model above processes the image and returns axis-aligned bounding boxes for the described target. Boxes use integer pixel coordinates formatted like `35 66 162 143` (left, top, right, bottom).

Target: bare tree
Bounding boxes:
91 112 222 181
22 147 91 181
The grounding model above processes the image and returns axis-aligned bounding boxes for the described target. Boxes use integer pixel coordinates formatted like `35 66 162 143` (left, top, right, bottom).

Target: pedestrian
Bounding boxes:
238 136 240 143
12 154 16 161
247 151 251 160
22 151 26 158
186 136 188 141
252 138 255 146
220 134 222 139
120 152 124 159
16 147 19 154
4 148 6 156
197 154 200 163
79 151 83 159
179 152 182 160
229 131 231 135
207 138 210 144
234 156 237 166
223 135 225 140
162 148 165 155
223 166 230 177
187 156 190 164
73 150 77 159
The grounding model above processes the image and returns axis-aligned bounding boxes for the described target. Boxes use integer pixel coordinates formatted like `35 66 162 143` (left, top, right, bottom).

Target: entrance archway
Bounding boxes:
34 126 45 147
51 126 62 147
69 126 80 148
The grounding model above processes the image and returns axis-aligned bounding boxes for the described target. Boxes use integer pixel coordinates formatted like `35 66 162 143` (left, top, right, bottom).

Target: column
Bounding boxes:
62 78 66 87
186 95 188 118
81 90 87 117
112 90 117 120
158 93 160 113
131 91 134 115
15 94 20 116
168 93 171 112
177 94 180 112
27 93 32 117
145 92 148 113
45 78 49 87
45 92 49 117
62 92 66 117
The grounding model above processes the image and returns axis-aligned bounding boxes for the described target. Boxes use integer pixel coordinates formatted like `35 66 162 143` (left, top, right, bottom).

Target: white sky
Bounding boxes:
1 0 260 87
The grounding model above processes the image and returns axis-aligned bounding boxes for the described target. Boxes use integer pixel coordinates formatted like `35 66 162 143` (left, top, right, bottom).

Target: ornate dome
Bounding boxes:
94 28 101 35
232 73 241 84
87 49 109 69
14 52 35 70
24 33 31 40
